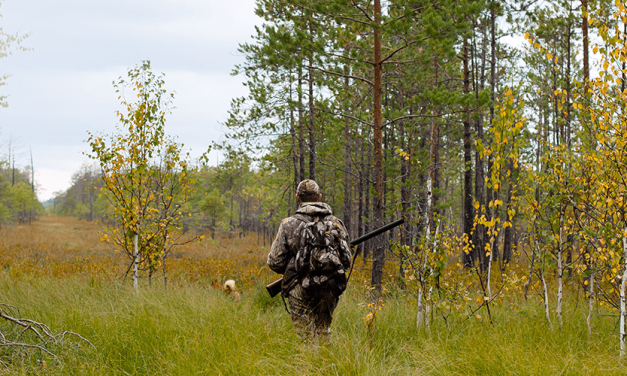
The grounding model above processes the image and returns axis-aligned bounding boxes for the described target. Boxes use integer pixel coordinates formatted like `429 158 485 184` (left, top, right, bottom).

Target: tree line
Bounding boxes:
0 151 42 226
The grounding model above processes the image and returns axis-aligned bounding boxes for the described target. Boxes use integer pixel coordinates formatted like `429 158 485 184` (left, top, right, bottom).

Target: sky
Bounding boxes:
0 0 259 201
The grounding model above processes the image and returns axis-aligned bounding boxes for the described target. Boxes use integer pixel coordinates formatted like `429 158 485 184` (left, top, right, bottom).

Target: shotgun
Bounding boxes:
266 218 404 297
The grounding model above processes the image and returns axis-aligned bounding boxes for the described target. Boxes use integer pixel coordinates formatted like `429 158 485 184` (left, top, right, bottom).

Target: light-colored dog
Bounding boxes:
224 279 241 300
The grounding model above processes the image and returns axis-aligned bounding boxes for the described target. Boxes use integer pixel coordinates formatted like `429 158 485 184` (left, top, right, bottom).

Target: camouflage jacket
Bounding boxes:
267 202 352 294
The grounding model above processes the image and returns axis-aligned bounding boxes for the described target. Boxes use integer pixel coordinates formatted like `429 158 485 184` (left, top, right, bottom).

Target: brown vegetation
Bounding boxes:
0 216 276 290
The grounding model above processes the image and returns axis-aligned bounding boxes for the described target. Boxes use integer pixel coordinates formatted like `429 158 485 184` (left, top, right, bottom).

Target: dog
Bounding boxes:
223 279 241 300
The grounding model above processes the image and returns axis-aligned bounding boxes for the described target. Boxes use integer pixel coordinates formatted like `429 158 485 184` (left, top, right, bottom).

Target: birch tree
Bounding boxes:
87 61 201 289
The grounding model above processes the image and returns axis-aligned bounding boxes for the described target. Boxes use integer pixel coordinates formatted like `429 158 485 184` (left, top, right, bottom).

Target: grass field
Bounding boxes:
1 216 627 375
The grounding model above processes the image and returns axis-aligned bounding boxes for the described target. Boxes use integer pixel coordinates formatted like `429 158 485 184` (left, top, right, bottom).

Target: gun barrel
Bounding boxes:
349 218 404 246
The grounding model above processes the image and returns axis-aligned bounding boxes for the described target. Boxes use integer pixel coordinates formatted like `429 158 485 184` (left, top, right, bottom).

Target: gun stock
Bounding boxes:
265 218 404 298
266 278 283 298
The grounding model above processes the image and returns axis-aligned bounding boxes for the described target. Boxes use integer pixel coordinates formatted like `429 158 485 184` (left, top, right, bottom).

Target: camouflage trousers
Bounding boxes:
288 283 339 344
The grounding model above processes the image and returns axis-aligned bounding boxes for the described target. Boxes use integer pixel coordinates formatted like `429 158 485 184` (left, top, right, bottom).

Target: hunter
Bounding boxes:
267 179 352 343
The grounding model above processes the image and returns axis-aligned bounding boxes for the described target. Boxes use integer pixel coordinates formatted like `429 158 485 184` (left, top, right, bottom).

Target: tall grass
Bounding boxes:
2 275 626 375
2 216 626 374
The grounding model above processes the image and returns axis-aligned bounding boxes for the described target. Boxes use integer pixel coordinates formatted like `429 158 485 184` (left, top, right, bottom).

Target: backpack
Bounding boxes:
293 214 350 296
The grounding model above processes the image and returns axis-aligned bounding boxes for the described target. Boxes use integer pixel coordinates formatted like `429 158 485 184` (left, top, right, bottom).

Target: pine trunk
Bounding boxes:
307 21 316 181
290 77 300 191
358 129 365 259
462 38 474 267
298 65 306 181
343 78 352 231
485 5 496 268
473 26 486 271
582 0 589 94
371 0 384 290
364 140 372 261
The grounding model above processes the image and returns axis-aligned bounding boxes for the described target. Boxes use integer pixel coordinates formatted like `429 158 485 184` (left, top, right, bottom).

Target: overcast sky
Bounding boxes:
0 0 259 201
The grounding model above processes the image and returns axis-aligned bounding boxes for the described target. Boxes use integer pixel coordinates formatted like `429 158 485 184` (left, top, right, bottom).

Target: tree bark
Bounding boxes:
298 65 306 182
502 177 514 263
428 54 440 236
162 231 168 288
343 77 352 232
364 139 372 261
399 119 408 282
557 208 564 326
358 128 365 259
623 20 627 93
30 148 35 193
566 18 572 147
485 4 496 268
472 24 486 272
525 238 538 300
582 0 589 95
621 226 627 356
541 268 551 324
463 38 474 267
587 272 595 336
229 184 234 239
308 20 316 181
371 0 384 290
133 233 139 290
290 76 300 191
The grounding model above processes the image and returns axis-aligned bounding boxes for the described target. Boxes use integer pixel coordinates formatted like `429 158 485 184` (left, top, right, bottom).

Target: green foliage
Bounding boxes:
51 163 105 220
0 164 42 225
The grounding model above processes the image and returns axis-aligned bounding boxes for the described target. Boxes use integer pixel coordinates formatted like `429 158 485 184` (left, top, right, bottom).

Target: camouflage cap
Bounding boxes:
296 179 321 197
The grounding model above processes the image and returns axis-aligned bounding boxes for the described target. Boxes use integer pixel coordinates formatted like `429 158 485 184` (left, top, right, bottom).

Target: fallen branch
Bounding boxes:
0 304 94 362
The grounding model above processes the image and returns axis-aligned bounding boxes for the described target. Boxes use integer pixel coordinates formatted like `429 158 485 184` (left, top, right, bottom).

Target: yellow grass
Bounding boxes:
0 216 276 289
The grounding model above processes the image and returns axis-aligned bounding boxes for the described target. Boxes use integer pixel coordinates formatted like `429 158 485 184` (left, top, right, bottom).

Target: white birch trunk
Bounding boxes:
425 225 440 333
620 228 627 357
425 175 432 237
587 272 595 336
162 247 168 288
556 210 564 326
133 233 139 290
541 269 551 324
417 174 433 331
416 287 424 331
525 239 539 299
487 233 495 298
426 286 433 332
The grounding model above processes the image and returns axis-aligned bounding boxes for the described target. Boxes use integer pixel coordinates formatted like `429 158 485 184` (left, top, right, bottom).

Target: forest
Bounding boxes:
5 0 627 373
0 150 43 225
